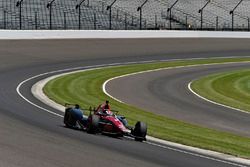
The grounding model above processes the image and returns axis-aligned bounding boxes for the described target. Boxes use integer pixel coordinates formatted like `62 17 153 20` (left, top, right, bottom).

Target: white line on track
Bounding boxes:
188 82 250 114
17 61 169 116
103 60 250 116
16 57 250 167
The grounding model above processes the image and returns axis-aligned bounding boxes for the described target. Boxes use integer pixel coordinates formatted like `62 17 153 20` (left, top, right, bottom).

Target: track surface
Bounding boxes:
1 39 250 167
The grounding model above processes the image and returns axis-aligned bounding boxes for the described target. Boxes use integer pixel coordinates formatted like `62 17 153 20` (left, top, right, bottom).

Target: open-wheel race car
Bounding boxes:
63 103 147 142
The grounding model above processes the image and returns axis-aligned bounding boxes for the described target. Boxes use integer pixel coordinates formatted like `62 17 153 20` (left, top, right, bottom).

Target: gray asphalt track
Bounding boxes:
1 39 250 167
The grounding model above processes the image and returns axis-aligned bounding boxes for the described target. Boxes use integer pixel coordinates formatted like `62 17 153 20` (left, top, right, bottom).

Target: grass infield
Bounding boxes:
44 58 250 158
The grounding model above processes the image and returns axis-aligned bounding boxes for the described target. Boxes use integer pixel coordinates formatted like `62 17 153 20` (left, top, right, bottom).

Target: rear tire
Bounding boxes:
64 108 74 127
86 115 99 134
133 121 147 142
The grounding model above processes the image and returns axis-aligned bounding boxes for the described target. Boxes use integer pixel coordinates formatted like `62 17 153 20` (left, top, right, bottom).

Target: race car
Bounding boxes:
63 104 147 142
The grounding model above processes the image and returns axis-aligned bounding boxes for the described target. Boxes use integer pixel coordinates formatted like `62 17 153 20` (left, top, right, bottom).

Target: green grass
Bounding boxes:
191 69 250 112
44 58 250 158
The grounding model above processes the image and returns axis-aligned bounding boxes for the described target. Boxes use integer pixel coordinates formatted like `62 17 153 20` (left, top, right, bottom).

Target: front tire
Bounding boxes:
133 121 147 142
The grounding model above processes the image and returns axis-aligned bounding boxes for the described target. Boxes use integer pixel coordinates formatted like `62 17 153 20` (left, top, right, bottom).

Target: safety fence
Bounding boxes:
0 0 249 31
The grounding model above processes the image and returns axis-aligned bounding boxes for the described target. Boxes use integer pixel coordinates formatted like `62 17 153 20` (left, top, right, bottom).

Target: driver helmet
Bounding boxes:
75 104 80 109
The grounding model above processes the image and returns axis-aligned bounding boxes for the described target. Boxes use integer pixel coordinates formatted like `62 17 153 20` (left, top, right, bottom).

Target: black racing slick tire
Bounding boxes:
86 115 99 134
133 121 147 142
64 108 71 127
64 108 76 128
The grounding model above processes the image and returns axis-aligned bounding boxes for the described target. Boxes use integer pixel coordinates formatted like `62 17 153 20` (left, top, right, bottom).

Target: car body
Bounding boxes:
64 104 147 142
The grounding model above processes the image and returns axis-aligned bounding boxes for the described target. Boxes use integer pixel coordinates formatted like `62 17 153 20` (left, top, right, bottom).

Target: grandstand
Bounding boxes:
0 0 249 31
